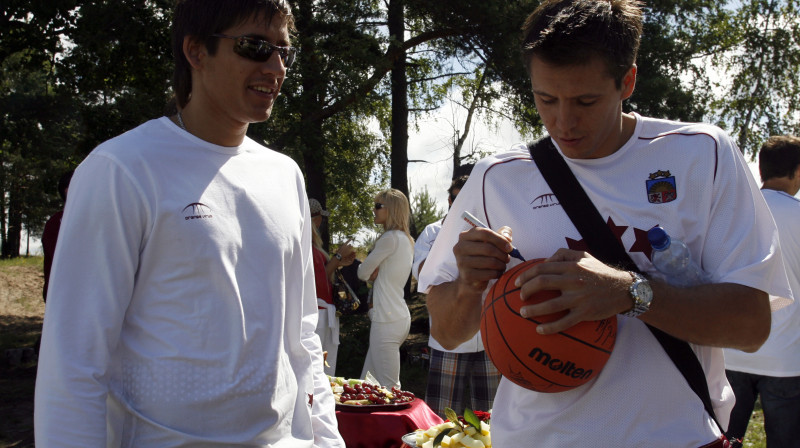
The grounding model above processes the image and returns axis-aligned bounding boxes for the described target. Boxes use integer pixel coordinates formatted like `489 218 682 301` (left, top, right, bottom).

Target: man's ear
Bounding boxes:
621 65 637 101
183 35 207 70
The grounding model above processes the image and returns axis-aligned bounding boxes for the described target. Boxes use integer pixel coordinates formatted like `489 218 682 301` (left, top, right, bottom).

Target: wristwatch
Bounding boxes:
334 253 343 261
623 272 653 318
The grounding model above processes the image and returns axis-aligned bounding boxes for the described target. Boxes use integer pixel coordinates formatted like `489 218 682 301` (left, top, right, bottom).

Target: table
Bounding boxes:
336 398 443 448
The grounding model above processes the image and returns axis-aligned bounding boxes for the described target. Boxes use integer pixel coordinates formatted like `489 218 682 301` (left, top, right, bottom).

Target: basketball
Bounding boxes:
481 258 617 393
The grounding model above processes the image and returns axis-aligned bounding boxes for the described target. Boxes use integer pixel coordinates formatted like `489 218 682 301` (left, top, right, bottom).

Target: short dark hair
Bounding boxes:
171 0 295 109
448 175 469 196
521 0 643 88
58 170 74 201
759 136 800 181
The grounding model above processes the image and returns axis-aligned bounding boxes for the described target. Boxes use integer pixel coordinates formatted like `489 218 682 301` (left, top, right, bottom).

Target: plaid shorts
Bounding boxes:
424 349 502 418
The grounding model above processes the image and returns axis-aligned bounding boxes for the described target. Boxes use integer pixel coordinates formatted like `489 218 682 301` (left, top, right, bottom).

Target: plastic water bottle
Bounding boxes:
647 226 709 287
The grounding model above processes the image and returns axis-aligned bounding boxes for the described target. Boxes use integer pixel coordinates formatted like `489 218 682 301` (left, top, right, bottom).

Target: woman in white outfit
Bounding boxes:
358 189 414 389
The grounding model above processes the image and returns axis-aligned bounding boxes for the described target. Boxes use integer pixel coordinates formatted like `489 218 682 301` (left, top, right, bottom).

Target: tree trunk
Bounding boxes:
389 0 409 200
3 183 22 258
296 0 330 250
388 0 413 299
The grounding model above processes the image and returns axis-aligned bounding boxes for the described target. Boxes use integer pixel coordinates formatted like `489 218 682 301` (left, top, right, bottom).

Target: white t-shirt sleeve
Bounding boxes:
418 169 489 294
701 133 793 310
35 153 146 446
412 222 441 280
358 232 399 281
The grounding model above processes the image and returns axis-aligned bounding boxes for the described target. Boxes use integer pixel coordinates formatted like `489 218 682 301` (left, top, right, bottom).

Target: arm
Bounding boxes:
35 155 142 446
41 213 60 301
514 249 771 352
323 243 355 283
412 222 440 280
427 226 515 349
357 233 397 281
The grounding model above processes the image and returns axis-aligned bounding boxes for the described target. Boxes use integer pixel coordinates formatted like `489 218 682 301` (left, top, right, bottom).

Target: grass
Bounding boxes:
0 257 43 268
741 400 767 447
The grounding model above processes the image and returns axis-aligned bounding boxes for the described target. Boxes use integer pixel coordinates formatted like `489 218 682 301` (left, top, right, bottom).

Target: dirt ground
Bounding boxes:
0 264 44 448
0 266 45 319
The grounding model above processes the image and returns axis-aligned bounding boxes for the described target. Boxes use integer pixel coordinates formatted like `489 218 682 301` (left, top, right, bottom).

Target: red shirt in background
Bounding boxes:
312 246 333 305
42 210 64 302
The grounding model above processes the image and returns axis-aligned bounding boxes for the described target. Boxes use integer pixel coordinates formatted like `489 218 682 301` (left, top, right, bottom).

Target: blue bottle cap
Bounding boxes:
647 226 671 250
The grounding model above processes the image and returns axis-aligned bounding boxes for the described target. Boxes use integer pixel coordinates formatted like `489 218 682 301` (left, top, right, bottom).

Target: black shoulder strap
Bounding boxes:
528 136 723 431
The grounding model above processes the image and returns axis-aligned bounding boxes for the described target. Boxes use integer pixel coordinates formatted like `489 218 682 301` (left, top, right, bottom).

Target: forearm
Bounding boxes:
324 257 341 283
640 281 771 352
426 280 483 350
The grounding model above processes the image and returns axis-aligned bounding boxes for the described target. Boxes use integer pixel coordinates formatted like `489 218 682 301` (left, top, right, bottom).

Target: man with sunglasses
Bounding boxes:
34 1 344 447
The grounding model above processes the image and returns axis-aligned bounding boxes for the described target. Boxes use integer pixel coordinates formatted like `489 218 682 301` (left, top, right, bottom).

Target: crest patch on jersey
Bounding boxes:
646 170 677 204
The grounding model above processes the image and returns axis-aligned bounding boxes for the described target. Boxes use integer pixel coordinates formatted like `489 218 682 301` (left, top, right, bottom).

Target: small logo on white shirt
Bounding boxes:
182 202 213 220
530 194 561 210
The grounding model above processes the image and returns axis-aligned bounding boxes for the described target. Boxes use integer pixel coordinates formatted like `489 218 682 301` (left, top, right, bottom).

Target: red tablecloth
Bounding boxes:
336 398 443 448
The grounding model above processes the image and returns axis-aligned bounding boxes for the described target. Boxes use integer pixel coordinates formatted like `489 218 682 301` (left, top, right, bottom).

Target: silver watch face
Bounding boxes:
632 276 653 304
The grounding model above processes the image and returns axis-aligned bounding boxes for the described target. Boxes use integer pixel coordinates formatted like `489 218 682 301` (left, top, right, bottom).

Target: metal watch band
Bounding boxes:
623 272 652 318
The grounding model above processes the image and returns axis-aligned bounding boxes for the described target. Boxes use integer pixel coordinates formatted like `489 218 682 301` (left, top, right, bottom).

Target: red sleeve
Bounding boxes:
312 247 334 304
41 210 64 301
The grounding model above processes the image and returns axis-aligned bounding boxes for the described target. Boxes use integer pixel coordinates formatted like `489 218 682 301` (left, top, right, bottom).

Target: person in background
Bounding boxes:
42 169 73 302
724 135 800 448
419 1 792 446
34 1 344 446
310 197 355 376
358 188 414 389
413 174 501 418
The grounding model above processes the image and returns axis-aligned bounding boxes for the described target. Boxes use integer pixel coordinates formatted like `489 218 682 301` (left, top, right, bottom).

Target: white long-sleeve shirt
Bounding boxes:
358 230 413 322
35 118 344 447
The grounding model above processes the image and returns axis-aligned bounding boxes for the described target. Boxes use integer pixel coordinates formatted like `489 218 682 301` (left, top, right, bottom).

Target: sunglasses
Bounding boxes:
374 203 385 210
213 34 297 68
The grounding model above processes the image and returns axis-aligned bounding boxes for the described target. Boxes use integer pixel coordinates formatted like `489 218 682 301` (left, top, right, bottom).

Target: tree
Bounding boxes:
1 0 173 257
708 0 800 154
410 187 444 240
0 52 79 258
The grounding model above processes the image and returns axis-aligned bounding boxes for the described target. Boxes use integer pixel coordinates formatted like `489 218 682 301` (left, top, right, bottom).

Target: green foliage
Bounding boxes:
630 1 719 122
2 0 800 256
1 0 172 257
708 0 800 155
410 187 444 240
1 52 80 257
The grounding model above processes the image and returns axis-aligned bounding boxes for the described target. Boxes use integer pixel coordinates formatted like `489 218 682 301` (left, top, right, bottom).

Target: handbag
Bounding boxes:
528 136 726 433
332 269 361 314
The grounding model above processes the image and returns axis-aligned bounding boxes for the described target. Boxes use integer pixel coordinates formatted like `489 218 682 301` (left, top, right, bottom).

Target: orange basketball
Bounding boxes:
481 258 617 393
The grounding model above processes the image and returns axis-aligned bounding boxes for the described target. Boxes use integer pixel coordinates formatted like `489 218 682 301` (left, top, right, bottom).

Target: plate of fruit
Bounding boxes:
328 376 416 412
404 408 492 447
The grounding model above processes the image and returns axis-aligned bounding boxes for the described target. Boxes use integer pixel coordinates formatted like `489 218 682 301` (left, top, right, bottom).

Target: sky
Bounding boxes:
406 99 527 214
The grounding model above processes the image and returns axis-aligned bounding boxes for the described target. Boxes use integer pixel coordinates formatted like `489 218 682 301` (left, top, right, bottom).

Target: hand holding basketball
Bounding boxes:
481 258 617 393
515 248 634 335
